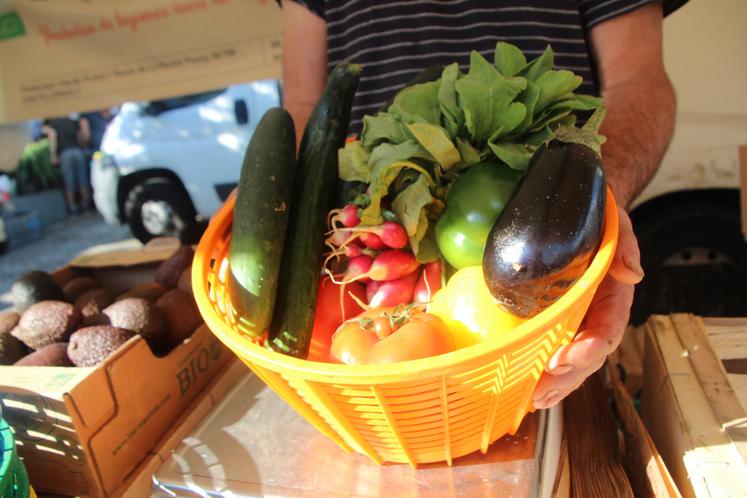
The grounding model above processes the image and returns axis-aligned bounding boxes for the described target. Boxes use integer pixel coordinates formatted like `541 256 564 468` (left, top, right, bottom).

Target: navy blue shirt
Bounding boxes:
289 0 686 132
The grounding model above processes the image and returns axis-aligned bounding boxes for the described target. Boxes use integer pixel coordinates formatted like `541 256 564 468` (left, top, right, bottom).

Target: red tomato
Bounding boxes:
330 307 454 365
372 316 393 338
307 277 366 362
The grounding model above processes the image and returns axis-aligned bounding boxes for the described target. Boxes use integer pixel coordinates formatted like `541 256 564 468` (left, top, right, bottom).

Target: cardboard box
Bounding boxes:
0 241 232 497
641 314 747 498
109 357 247 497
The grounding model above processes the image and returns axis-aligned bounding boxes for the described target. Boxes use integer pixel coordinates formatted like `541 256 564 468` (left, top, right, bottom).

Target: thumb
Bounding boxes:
607 205 644 286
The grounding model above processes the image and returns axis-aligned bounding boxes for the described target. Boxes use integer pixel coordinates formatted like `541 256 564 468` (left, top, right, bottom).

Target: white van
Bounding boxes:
92 80 281 243
626 1 747 324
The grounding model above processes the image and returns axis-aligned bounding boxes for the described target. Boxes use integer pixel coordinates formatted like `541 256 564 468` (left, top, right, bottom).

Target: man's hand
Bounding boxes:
531 1 676 408
532 206 643 409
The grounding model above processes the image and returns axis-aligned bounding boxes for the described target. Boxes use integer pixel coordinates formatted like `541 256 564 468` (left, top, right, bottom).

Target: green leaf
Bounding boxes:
388 80 441 125
455 51 526 143
535 70 583 113
554 114 578 129
488 142 536 171
487 101 527 143
360 144 435 226
455 137 482 167
338 140 371 183
494 42 526 77
525 126 553 147
360 165 407 226
443 115 460 138
406 122 461 171
438 63 463 134
520 45 554 81
516 80 541 130
392 173 433 239
413 223 441 263
392 167 424 196
545 94 603 115
368 140 433 172
392 175 440 263
361 113 412 148
529 109 574 132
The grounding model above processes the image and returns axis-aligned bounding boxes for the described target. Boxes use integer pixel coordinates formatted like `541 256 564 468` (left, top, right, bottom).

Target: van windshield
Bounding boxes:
146 88 225 114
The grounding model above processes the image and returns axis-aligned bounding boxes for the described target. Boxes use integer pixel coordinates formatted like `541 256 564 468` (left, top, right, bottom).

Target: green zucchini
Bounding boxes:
270 63 362 357
227 108 296 338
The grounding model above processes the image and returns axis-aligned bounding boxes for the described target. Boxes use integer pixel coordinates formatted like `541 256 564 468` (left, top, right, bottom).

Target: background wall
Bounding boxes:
638 0 747 204
663 0 746 115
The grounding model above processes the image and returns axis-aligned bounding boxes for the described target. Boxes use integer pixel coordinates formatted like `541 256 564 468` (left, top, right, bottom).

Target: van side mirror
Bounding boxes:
234 99 249 125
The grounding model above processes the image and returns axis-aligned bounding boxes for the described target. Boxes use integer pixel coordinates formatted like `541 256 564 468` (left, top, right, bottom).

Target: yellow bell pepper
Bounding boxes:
427 266 525 349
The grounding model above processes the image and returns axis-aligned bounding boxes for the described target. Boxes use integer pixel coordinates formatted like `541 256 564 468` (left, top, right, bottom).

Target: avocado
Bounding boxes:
11 300 81 350
63 277 101 302
116 281 170 302
155 246 195 287
67 326 134 366
74 288 114 325
0 310 28 364
11 271 66 312
155 289 203 356
102 297 167 341
14 342 73 366
176 266 192 294
0 310 20 334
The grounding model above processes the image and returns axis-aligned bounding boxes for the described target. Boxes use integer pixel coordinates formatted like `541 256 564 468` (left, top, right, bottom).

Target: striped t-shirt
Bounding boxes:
290 0 686 132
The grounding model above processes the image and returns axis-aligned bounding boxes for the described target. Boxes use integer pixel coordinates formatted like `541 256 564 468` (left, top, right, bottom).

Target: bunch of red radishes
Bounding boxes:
324 204 442 307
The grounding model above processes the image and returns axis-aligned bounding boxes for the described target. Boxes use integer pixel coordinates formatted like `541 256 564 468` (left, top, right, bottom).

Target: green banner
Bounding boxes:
0 12 25 41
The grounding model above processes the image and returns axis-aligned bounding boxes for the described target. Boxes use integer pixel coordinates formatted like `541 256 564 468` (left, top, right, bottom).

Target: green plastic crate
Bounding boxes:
1 418 30 498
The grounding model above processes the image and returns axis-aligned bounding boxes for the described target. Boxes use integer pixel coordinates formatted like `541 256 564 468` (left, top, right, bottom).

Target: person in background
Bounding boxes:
81 109 113 165
282 0 685 408
42 114 92 215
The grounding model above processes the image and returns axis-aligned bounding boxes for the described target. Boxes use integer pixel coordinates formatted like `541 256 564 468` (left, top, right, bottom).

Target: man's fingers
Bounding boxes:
534 332 611 406
547 330 617 374
608 206 644 286
531 275 634 408
530 207 640 410
546 276 633 373
533 357 604 409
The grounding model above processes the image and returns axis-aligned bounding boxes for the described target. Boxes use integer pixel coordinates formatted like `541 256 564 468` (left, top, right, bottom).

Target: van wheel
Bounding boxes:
631 200 747 325
125 179 199 244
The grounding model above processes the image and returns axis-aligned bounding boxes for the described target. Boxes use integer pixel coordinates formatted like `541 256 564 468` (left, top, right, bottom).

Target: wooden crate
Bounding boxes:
642 314 747 498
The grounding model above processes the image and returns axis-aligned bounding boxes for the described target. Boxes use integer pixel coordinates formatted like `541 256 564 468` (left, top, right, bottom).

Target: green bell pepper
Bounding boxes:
435 162 522 269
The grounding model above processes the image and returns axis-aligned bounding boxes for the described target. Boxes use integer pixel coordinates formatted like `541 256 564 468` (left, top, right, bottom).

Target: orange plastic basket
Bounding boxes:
193 188 618 467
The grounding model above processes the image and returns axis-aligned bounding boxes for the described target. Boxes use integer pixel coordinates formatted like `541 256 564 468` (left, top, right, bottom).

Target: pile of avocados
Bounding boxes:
1 246 204 367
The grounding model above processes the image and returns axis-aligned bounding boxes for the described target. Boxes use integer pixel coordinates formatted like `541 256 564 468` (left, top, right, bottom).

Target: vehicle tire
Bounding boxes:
631 200 747 325
124 178 200 244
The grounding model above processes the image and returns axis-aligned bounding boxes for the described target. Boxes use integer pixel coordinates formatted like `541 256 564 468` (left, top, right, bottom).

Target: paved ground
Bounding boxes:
0 210 134 306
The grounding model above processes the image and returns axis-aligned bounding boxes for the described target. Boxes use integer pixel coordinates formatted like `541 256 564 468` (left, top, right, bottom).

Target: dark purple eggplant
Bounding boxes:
482 140 606 318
